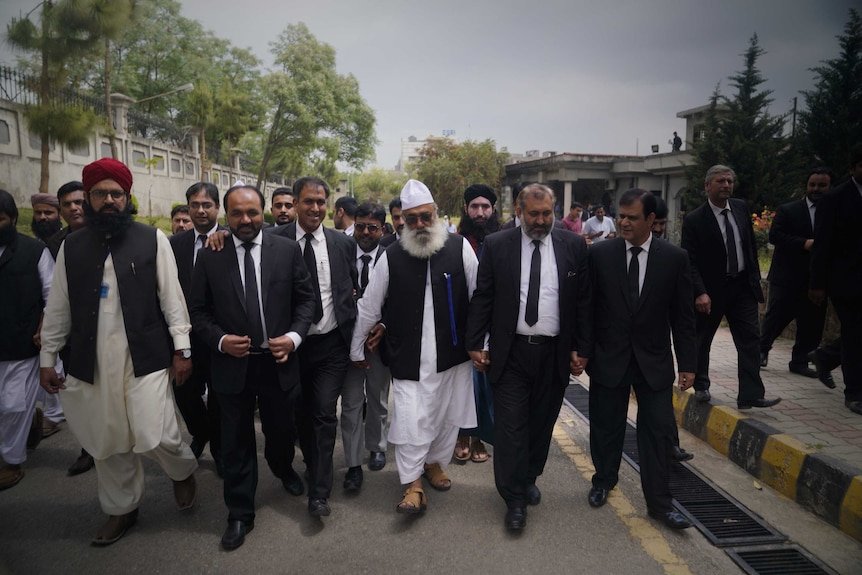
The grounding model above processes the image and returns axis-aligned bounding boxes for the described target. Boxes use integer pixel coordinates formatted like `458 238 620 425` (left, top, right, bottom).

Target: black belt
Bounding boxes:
515 334 557 345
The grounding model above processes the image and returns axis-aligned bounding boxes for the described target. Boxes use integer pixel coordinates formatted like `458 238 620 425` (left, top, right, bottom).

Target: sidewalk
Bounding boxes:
672 326 862 542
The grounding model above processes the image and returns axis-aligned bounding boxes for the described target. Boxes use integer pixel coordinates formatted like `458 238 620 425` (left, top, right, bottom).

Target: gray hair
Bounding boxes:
705 165 736 186
516 183 556 211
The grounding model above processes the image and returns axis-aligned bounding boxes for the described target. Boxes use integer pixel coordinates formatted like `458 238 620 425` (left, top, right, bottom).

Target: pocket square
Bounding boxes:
567 271 577 277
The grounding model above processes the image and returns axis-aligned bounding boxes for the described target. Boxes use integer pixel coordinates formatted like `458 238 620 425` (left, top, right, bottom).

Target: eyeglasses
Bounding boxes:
89 190 126 201
404 212 434 226
353 222 381 233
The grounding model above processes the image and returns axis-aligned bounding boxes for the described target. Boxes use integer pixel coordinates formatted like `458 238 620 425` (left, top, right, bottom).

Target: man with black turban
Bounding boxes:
39 158 198 546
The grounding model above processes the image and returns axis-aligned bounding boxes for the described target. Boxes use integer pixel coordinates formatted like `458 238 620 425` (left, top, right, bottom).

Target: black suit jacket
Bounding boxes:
379 234 398 248
810 178 862 299
265 223 358 347
189 232 316 394
767 198 814 290
585 238 696 390
466 227 592 384
169 226 228 304
681 197 764 303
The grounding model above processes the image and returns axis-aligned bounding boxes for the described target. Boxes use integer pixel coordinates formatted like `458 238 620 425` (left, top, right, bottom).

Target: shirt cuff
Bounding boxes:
287 332 302 350
40 351 58 369
217 334 227 353
172 334 191 351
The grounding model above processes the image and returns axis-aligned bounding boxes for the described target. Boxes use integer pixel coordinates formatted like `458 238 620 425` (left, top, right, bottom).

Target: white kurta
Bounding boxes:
350 238 478 448
39 230 191 459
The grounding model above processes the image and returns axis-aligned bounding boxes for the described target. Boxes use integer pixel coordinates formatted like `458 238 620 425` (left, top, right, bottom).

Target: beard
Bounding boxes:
31 218 62 241
523 216 554 240
0 223 17 246
83 201 135 238
458 210 499 241
400 220 449 259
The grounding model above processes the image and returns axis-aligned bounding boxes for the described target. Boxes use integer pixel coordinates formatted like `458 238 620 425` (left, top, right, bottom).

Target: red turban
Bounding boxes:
82 158 133 193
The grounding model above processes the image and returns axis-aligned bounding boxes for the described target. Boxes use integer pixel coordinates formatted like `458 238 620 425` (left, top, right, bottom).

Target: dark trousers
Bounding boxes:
173 353 221 459
218 354 297 524
493 337 565 508
694 275 765 402
760 283 827 366
590 357 675 513
814 338 842 372
831 298 862 402
297 330 350 500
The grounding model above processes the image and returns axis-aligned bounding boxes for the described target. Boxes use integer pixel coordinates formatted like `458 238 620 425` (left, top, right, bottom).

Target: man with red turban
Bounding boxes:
39 158 198 546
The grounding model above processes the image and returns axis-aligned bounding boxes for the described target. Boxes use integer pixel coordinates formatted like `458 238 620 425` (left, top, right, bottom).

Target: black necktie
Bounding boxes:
722 209 739 275
525 239 541 326
303 233 323 323
242 242 264 348
193 234 206 265
628 246 642 305
359 254 372 291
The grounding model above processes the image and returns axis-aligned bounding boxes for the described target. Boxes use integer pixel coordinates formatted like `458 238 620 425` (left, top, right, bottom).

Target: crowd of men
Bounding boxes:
0 147 859 550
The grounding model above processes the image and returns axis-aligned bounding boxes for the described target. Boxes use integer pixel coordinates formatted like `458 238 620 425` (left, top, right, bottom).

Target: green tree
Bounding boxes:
686 34 788 210
797 8 862 175
7 0 101 193
411 138 508 216
250 23 376 189
353 168 409 204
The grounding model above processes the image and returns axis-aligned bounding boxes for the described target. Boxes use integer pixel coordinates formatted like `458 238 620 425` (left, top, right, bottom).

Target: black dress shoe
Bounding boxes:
588 486 609 508
221 520 253 551
189 437 206 459
759 352 768 367
308 498 331 517
505 507 527 530
68 449 95 476
694 389 711 403
671 446 694 462
282 468 304 496
526 483 541 506
648 509 692 529
368 451 386 471
789 364 818 378
807 351 836 389
343 466 363 491
738 397 782 409
847 400 862 416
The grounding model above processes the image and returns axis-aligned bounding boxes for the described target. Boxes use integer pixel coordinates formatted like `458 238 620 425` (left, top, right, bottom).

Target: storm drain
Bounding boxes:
560 382 848 575
726 545 839 575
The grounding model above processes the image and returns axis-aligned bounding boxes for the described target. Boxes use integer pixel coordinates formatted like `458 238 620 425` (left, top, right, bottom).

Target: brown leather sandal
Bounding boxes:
470 439 489 463
396 486 427 514
453 436 471 462
423 463 451 491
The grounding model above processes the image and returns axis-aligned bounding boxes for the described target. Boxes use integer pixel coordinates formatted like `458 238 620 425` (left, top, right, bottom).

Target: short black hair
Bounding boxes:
653 195 668 219
272 187 295 204
224 184 265 211
171 205 190 218
185 182 220 206
570 201 584 210
355 202 386 225
57 180 85 201
388 197 402 213
619 188 657 219
335 195 358 217
0 189 18 221
293 177 330 199
806 167 838 187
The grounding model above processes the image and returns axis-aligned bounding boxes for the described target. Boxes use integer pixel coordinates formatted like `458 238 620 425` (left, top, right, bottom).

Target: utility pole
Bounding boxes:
791 96 797 138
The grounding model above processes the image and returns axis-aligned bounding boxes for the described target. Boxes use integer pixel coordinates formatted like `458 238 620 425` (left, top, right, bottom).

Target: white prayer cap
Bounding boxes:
400 179 435 210
232 180 246 188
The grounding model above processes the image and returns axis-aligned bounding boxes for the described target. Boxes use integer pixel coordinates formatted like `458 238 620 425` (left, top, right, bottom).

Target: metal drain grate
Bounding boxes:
726 545 839 575
563 383 786 546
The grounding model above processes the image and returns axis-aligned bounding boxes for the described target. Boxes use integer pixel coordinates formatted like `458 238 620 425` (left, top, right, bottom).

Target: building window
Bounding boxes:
29 133 55 152
153 155 165 170
171 158 181 173
101 143 113 158
222 174 228 186
69 141 89 157
185 161 195 176
132 150 147 166
0 120 10 145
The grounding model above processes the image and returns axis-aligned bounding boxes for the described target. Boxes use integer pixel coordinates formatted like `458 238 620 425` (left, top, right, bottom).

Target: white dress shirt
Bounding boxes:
192 223 220 265
516 230 560 336
708 199 745 273
624 233 653 295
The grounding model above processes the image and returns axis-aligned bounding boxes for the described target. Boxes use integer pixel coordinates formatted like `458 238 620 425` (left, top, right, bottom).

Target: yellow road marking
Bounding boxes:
554 423 693 575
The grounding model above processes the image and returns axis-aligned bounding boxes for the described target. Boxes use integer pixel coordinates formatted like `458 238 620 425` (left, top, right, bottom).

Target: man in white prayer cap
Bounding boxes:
350 179 478 514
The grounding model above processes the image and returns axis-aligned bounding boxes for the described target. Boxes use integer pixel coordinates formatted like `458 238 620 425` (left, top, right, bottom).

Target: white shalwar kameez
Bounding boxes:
39 230 197 515
350 239 478 484
0 247 53 465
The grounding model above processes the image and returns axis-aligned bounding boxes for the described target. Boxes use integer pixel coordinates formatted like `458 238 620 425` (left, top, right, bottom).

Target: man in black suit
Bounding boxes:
466 183 592 531
190 184 315 550
169 182 226 471
379 197 402 248
760 168 835 380
586 189 696 530
266 177 358 517
499 181 565 232
681 165 781 410
810 144 862 416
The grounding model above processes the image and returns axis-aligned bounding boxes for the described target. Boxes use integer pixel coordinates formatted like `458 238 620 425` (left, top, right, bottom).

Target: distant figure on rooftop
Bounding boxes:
672 132 682 152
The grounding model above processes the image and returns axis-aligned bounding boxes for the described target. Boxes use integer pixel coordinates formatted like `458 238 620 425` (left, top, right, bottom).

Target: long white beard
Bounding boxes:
400 220 449 259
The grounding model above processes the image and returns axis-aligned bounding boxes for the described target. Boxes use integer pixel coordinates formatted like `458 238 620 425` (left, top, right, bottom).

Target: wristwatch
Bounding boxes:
174 348 192 359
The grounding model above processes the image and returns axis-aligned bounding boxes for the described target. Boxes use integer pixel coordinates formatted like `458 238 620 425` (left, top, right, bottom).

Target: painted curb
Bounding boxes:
673 387 862 543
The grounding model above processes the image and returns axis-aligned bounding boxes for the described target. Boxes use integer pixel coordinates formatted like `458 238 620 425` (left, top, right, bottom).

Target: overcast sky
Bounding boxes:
1 0 856 169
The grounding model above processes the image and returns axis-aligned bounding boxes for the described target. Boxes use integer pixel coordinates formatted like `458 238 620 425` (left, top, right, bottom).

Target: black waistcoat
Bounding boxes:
64 222 172 384
0 233 45 361
383 234 469 380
